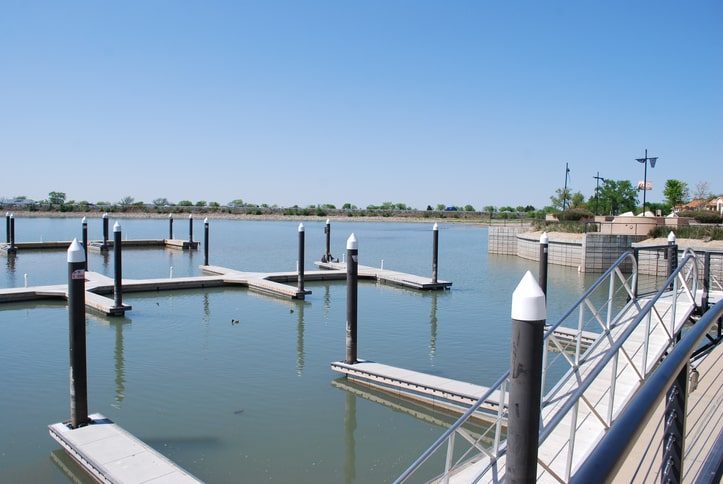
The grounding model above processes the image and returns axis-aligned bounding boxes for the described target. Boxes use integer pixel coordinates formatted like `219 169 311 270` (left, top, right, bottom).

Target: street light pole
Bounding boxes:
562 163 570 211
593 172 607 216
635 149 658 216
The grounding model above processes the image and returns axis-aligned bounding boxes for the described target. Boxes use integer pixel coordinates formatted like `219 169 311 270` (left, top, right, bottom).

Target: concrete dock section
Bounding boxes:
49 413 201 483
316 260 452 290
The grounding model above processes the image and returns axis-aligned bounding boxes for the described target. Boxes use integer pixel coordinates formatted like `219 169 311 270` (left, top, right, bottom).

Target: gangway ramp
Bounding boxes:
396 249 706 483
449 289 698 482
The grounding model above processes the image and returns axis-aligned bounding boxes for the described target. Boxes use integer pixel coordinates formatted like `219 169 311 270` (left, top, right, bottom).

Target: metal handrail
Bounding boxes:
538 253 698 444
396 250 701 483
570 299 723 483
395 250 638 483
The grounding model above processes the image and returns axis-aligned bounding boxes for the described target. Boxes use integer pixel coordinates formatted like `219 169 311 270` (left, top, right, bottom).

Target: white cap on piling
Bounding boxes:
347 233 358 250
667 231 676 243
67 238 85 263
511 271 546 322
326 218 330 225
81 216 87 224
540 232 549 244
10 213 14 218
298 222 304 232
5 212 8 216
189 213 193 219
168 213 173 218
433 222 439 231
204 217 208 223
113 221 121 232
102 212 108 218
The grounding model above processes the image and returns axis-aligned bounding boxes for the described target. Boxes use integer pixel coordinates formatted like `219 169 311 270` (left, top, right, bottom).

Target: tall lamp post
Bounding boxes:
635 149 658 216
562 163 571 211
593 172 607 216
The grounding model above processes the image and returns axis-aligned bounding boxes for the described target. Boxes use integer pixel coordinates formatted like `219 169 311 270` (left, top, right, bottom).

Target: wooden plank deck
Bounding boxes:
448 290 698 483
49 413 200 483
316 261 452 290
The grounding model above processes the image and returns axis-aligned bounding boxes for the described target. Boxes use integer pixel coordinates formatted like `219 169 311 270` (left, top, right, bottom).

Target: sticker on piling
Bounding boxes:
71 269 85 280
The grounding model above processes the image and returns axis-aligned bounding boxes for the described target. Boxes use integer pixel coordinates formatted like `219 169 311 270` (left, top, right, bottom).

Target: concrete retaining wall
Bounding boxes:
488 224 532 255
513 232 645 272
517 234 582 268
582 234 646 272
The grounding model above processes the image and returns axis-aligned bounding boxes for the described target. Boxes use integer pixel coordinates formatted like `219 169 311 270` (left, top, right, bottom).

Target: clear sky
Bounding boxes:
1 1 721 209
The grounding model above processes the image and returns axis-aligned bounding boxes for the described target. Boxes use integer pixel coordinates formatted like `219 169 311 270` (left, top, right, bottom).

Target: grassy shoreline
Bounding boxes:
6 209 522 226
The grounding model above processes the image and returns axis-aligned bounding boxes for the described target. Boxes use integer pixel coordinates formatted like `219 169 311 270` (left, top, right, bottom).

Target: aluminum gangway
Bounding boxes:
397 248 709 483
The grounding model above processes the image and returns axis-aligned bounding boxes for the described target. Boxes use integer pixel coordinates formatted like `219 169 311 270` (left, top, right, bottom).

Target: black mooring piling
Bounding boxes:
67 239 89 428
8 214 17 254
102 213 109 249
324 219 332 262
113 222 124 312
432 223 439 284
298 223 305 294
539 232 549 297
507 271 546 483
345 233 358 364
168 213 174 239
204 218 209 266
81 217 88 271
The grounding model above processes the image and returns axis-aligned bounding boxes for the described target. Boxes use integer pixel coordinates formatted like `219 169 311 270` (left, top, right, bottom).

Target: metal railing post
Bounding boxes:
632 248 639 299
662 363 688 483
702 252 711 313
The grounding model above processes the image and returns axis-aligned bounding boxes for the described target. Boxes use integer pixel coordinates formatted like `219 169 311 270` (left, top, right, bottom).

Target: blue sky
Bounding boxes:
1 1 721 209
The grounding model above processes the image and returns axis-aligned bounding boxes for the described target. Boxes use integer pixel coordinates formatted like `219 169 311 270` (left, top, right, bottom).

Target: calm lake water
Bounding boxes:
0 217 599 483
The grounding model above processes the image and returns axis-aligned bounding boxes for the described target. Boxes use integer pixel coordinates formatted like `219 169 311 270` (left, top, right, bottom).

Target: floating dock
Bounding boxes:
0 239 198 255
316 260 452 290
331 360 502 416
0 259 458 314
49 413 200 483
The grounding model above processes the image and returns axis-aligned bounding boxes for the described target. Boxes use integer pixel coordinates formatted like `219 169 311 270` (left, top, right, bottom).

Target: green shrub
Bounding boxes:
531 220 598 233
677 210 722 224
648 225 723 240
557 208 594 221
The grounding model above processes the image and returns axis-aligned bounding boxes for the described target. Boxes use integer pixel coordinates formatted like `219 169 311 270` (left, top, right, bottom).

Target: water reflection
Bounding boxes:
296 301 305 376
6 254 16 285
203 292 210 322
429 292 438 364
50 448 94 484
323 284 331 319
344 388 356 484
109 317 131 408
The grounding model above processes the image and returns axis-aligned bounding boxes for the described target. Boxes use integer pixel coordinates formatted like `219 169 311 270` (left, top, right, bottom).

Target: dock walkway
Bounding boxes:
316 261 452 290
447 290 698 482
49 413 200 483
0 260 457 314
